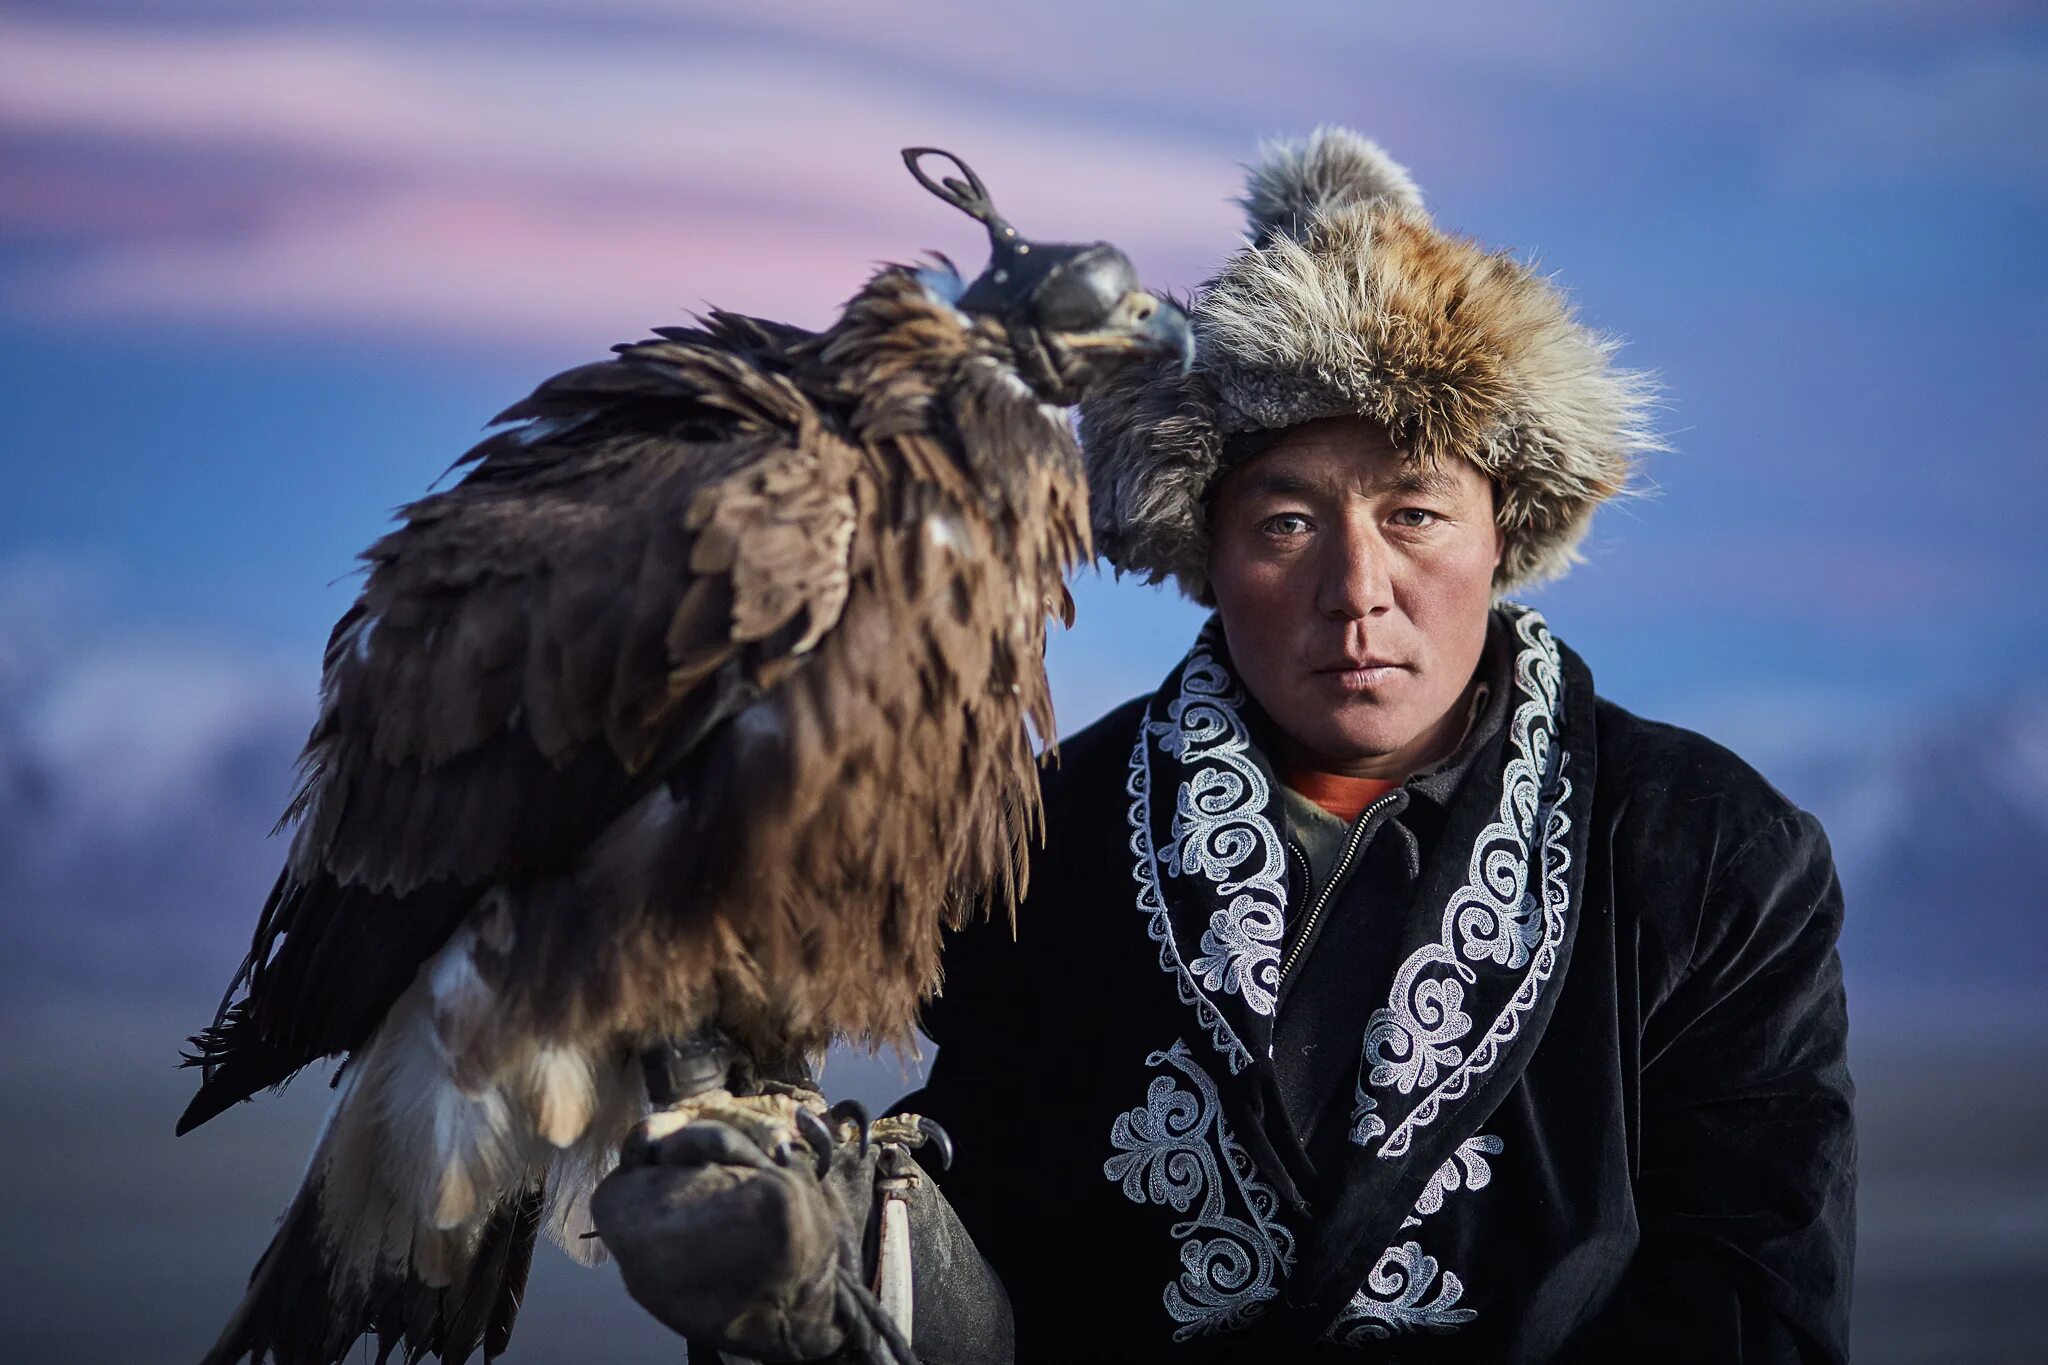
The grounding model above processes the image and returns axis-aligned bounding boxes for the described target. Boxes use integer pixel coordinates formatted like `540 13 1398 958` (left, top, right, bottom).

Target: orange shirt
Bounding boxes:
1283 770 1399 823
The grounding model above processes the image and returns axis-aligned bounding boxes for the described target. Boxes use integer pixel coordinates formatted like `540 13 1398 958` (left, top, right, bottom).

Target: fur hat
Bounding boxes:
1079 126 1660 600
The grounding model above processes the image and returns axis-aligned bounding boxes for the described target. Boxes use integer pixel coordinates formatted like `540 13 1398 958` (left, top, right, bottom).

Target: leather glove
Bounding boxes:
591 1096 1012 1365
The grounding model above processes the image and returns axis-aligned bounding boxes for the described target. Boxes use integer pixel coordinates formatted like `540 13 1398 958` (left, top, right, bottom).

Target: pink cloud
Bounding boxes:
8 3 2031 346
0 13 1247 342
27 186 899 342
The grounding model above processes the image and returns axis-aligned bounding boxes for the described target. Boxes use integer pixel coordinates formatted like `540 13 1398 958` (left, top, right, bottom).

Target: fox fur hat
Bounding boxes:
1079 127 1660 600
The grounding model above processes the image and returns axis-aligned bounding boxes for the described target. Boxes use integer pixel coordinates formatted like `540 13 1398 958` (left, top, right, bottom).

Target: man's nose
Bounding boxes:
1316 521 1390 619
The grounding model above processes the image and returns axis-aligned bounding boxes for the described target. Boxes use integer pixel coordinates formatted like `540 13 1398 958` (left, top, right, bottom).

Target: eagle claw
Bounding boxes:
794 1105 836 1178
828 1098 872 1158
916 1116 954 1172
865 1113 954 1171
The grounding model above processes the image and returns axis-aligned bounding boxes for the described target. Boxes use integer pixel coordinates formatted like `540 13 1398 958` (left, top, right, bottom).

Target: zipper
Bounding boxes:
1278 789 1401 988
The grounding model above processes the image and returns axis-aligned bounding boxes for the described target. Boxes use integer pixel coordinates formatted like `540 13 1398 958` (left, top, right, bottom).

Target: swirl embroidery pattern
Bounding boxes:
1360 609 1572 1159
1146 641 1287 1017
1405 1134 1503 1228
1105 1041 1298 1341
1325 1134 1505 1345
1127 731 1255 1073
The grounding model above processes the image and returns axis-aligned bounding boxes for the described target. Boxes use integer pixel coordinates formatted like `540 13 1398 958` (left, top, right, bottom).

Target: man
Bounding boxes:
600 128 1855 1363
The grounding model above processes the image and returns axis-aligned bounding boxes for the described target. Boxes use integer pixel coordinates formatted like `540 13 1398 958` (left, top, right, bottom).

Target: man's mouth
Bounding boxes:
1313 658 1408 691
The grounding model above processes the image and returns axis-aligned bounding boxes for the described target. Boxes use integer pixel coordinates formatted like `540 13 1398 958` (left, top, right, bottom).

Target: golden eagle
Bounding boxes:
178 149 1188 1364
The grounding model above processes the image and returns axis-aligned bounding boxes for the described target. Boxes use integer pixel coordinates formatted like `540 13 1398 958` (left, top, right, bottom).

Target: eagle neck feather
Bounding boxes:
806 267 1080 514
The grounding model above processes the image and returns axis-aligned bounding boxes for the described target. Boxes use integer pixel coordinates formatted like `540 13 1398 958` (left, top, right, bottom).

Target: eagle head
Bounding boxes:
905 147 1192 407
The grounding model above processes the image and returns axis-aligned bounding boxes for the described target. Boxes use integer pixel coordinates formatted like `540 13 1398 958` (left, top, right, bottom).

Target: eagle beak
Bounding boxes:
1060 292 1192 377
1133 293 1194 376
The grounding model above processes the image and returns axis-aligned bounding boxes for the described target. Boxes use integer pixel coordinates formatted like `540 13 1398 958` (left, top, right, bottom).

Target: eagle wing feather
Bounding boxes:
184 327 862 1129
180 272 1102 1365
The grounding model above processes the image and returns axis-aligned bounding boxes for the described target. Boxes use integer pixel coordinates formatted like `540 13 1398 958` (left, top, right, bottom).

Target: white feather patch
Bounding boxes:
529 1046 598 1149
428 926 499 1093
289 922 629 1294
545 1053 646 1266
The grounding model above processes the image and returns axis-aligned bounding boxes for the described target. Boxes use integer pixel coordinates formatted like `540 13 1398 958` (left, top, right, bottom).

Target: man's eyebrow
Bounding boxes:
1237 467 1330 499
1231 460 1458 501
1380 464 1461 497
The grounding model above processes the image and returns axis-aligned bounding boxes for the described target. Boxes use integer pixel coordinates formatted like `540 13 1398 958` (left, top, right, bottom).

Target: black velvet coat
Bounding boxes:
904 608 1855 1362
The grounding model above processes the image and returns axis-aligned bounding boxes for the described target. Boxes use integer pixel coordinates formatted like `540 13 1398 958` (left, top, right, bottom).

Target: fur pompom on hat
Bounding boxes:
1079 126 1660 600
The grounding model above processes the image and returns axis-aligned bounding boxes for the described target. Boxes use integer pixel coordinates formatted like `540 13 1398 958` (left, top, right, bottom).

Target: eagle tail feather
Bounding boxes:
199 1166 546 1365
201 1040 556 1365
175 998 305 1136
200 928 644 1362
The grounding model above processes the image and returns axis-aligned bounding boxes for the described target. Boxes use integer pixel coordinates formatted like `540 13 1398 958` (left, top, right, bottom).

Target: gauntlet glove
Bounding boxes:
592 1096 1013 1365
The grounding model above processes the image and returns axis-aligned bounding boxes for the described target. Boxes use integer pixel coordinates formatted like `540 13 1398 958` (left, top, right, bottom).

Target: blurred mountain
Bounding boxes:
0 609 308 997
1 599 2042 1014
1771 684 2048 992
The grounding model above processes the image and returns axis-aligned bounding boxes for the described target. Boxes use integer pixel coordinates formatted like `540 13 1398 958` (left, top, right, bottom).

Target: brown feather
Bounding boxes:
184 269 1098 1364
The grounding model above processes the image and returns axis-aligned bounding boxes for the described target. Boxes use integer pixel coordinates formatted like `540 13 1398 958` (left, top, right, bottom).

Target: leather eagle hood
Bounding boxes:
1078 127 1662 600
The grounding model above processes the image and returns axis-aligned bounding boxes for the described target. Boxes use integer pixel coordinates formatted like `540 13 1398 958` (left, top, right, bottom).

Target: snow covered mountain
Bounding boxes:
1770 685 2048 990
0 616 308 996
1 607 2041 1007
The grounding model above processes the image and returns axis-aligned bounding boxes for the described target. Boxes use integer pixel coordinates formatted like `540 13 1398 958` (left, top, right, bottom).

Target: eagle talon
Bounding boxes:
866 1112 954 1171
794 1105 836 1178
828 1098 872 1157
916 1116 954 1172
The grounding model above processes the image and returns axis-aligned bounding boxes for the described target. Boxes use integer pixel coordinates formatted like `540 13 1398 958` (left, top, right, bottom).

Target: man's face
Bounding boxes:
1207 416 1503 780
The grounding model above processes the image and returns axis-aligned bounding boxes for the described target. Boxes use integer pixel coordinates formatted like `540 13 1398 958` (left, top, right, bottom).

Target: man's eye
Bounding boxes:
1392 507 1439 529
1262 513 1311 536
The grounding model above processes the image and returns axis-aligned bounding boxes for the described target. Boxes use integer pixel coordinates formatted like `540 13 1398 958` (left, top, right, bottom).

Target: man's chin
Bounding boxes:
1286 722 1410 772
